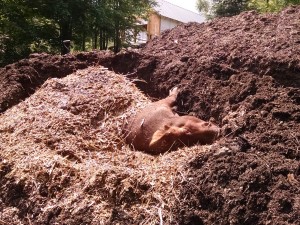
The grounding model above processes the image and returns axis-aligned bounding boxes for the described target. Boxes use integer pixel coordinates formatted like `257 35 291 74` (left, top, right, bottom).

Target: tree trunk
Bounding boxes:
100 29 108 50
60 18 72 55
82 31 86 51
100 29 104 50
114 24 121 53
94 30 98 49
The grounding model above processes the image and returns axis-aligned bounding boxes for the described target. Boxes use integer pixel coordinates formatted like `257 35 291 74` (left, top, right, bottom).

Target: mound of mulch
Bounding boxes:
135 6 300 224
0 66 211 224
0 5 300 225
0 51 114 113
91 5 299 225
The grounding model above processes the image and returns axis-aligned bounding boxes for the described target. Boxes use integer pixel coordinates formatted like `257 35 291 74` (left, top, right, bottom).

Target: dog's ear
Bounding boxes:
149 125 186 147
169 87 179 96
149 129 165 147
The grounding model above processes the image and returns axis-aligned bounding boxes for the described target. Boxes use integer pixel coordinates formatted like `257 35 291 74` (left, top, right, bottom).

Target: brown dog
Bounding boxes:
123 87 220 154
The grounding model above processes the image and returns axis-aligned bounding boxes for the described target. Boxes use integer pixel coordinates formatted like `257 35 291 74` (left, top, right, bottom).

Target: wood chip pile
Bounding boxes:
0 66 209 224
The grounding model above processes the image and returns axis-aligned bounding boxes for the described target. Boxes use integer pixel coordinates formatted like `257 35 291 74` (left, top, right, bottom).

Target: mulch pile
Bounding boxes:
0 5 300 225
0 51 114 113
138 7 300 224
137 6 300 224
1 66 208 224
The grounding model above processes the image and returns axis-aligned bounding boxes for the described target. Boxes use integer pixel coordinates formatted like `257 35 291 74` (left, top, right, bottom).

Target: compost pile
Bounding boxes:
1 66 206 224
1 6 300 225
0 51 114 113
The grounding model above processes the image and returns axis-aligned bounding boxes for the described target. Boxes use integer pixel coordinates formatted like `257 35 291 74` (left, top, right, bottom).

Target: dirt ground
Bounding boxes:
1 6 300 225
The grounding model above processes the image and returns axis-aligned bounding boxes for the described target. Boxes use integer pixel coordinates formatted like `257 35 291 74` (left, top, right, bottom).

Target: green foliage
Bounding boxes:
197 0 300 18
197 0 210 12
249 0 300 12
196 0 214 19
196 0 251 18
213 0 250 17
0 0 155 66
109 0 155 52
0 0 59 65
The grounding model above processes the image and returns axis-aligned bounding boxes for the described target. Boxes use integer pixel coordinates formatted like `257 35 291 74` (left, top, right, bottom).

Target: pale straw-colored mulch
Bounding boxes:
0 66 210 224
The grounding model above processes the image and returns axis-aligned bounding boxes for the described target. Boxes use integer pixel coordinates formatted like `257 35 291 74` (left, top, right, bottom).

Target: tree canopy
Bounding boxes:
197 0 300 18
0 0 155 66
249 0 300 12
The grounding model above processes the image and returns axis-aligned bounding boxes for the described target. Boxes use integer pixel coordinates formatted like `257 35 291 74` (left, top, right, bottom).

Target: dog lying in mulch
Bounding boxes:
123 87 220 154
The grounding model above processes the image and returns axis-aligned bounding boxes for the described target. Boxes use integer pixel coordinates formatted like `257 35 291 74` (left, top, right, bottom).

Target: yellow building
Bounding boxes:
134 0 205 44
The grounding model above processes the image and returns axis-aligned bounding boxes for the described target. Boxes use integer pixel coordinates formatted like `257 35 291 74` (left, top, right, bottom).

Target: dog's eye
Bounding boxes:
185 130 192 135
202 122 211 127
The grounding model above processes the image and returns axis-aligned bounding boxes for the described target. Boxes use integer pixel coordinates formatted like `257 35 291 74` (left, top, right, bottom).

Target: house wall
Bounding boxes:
131 12 183 44
160 16 181 32
136 31 148 43
147 13 182 40
147 13 161 39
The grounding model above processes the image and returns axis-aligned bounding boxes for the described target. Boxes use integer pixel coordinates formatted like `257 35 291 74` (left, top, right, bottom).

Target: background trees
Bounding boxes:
248 0 300 12
1 0 299 67
0 0 59 65
197 0 300 18
0 0 155 66
197 0 250 18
